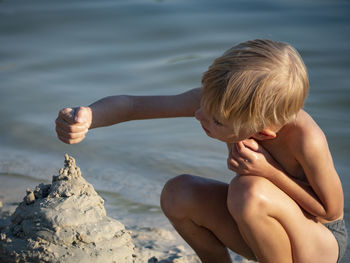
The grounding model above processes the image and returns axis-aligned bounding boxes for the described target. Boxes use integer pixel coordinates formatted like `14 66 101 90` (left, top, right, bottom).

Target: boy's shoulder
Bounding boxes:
281 110 328 156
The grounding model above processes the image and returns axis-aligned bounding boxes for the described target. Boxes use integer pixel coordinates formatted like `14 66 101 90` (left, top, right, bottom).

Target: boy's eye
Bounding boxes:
213 117 222 126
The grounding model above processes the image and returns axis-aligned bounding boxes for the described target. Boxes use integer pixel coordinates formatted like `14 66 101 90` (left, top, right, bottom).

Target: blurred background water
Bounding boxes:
1 0 349 261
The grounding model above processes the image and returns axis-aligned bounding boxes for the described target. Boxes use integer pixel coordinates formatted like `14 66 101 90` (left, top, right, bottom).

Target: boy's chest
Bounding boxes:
261 140 306 181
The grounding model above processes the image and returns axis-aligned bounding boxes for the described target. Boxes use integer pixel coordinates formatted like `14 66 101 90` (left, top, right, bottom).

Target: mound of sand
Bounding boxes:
0 154 134 263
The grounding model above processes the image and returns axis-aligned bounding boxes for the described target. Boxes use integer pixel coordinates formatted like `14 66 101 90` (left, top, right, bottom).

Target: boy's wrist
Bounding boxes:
85 106 93 129
88 104 102 130
260 159 284 181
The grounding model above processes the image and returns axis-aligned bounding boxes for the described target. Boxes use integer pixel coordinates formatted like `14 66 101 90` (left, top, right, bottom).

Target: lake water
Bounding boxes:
1 0 349 261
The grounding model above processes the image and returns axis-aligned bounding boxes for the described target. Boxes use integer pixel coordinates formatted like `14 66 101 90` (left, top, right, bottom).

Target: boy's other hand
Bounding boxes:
55 107 92 144
227 139 277 177
241 138 259 152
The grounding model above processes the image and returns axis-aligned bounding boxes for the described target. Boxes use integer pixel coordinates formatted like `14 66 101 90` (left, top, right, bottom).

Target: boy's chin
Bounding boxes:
216 137 233 143
205 133 238 143
219 137 247 144
205 133 222 141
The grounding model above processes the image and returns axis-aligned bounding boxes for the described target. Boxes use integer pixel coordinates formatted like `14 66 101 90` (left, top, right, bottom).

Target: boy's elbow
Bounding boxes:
322 206 343 221
322 213 340 221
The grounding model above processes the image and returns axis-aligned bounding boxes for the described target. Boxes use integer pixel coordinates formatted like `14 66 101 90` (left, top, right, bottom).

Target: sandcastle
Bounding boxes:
0 154 135 263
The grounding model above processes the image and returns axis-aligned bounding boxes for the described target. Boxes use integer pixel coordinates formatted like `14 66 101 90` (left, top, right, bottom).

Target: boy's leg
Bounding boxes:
227 175 339 263
160 174 257 263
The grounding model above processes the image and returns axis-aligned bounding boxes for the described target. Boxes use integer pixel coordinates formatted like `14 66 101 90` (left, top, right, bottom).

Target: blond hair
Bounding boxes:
201 39 309 136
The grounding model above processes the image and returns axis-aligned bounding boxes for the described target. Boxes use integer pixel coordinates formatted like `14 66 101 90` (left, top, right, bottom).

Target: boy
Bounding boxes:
55 39 347 263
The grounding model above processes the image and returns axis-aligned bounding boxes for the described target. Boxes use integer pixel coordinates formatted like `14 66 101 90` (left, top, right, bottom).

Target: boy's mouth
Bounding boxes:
201 124 211 134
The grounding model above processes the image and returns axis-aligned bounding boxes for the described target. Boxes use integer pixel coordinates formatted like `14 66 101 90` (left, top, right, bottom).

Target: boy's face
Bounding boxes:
195 107 250 143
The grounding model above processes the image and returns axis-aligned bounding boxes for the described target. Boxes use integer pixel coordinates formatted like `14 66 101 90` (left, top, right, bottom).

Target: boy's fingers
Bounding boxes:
58 108 75 124
74 107 87 123
58 135 85 145
55 118 87 133
236 141 245 152
56 107 90 145
228 157 239 168
231 142 245 159
242 138 259 152
235 141 252 161
55 126 87 140
227 158 234 171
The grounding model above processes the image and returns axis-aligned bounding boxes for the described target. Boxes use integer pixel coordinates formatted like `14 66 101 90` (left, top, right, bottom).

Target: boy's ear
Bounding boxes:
252 128 277 141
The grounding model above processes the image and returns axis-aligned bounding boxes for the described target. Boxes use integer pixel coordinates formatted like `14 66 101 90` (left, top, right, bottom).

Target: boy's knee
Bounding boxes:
160 174 197 219
227 175 269 221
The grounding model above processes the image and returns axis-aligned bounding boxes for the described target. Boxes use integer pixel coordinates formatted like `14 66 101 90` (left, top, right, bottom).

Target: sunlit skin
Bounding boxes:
191 105 342 263
56 88 343 263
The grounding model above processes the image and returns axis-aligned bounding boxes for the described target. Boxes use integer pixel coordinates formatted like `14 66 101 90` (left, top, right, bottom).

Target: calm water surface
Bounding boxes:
1 0 349 260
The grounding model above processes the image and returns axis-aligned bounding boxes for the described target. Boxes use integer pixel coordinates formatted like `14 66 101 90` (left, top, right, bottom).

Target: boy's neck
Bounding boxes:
254 109 305 143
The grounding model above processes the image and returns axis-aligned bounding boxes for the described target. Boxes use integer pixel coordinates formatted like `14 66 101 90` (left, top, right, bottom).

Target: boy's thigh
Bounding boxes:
229 175 338 263
161 174 229 218
162 174 256 260
164 174 235 229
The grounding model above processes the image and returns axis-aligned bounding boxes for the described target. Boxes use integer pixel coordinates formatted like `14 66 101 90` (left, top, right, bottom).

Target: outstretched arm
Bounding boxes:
55 88 201 144
90 87 201 128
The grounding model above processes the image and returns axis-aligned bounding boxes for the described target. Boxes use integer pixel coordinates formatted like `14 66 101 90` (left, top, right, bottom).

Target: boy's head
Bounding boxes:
200 39 309 141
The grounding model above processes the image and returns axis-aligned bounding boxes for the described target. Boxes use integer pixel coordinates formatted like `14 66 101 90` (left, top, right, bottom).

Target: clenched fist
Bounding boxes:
55 106 92 144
